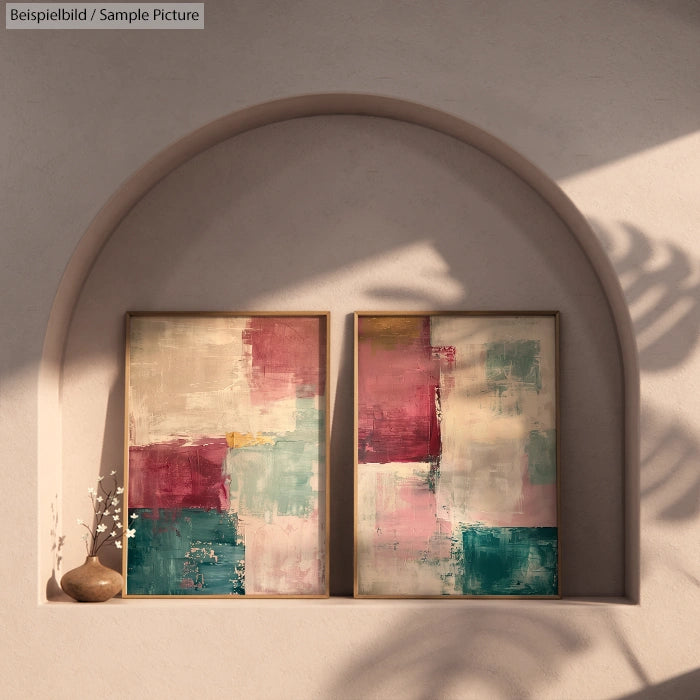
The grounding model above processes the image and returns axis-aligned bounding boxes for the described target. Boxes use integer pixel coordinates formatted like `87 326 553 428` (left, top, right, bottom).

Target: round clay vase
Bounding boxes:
61 556 123 602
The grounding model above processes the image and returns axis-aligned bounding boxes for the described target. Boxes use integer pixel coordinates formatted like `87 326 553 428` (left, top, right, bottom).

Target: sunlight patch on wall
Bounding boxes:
557 130 700 251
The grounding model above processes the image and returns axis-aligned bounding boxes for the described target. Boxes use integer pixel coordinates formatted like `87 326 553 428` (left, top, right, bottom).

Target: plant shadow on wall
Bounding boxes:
329 607 590 700
641 406 700 533
595 221 700 530
634 399 700 596
596 224 700 697
45 497 68 600
327 602 698 700
596 221 700 372
617 668 700 700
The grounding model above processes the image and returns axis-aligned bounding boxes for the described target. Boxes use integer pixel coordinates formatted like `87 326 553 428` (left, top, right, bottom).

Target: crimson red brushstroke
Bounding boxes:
128 438 229 511
243 316 326 403
358 317 449 464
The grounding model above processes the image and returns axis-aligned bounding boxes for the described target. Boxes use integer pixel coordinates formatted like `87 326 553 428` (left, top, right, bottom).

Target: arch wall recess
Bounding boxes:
39 94 639 602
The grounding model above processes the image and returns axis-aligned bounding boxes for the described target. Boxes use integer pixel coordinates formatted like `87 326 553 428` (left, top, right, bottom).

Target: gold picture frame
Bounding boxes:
124 311 330 598
354 311 560 598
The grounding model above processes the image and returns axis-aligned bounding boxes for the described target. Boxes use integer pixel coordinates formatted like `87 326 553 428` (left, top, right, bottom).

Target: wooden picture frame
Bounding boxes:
124 312 330 598
354 311 560 598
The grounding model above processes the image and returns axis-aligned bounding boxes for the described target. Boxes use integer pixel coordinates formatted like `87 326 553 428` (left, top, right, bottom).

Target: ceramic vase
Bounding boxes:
60 556 123 602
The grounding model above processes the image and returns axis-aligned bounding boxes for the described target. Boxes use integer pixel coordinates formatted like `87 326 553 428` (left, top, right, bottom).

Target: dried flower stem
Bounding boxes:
77 472 135 556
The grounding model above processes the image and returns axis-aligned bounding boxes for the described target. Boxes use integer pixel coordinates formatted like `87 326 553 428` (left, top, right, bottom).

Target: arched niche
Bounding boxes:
39 95 639 601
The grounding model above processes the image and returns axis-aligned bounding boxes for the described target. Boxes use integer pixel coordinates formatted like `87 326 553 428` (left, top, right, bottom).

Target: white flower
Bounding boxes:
116 487 124 495
76 518 84 525
96 524 107 533
96 496 103 503
126 528 136 539
103 510 110 517
110 531 117 537
116 522 122 529
130 513 138 519
114 508 121 513
115 540 122 549
97 475 104 481
111 499 118 506
87 487 96 495
110 470 116 476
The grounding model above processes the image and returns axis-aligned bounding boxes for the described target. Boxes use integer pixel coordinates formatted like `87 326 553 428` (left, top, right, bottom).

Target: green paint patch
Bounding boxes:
425 460 440 493
227 398 323 518
126 508 245 595
486 340 542 393
526 429 557 484
460 525 558 596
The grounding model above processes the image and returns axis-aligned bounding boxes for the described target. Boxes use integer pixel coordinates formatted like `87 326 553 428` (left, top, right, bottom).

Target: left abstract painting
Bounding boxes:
124 312 329 597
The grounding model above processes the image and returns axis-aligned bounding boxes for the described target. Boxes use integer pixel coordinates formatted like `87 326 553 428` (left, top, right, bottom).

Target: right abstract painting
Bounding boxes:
355 312 560 598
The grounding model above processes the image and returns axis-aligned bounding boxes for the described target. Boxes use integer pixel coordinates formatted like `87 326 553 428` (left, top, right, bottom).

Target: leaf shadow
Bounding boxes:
328 607 590 700
595 221 700 372
45 495 70 601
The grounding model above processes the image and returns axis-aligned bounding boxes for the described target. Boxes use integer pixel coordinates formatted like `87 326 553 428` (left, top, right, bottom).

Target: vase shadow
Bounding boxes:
45 568 72 602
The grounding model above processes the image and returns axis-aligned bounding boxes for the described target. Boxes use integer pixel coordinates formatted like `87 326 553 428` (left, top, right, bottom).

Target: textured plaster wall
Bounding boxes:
2 2 699 699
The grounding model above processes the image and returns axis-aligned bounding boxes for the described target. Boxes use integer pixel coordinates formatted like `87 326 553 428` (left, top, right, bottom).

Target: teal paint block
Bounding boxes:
227 398 324 519
461 525 558 596
526 429 557 484
126 508 245 595
485 340 542 393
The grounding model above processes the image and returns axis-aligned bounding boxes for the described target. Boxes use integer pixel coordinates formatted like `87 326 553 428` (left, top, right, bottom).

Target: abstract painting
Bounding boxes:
355 312 559 597
124 312 329 597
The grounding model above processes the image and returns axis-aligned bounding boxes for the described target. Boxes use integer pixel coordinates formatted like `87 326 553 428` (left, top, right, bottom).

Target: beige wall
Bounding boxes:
2 2 699 698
